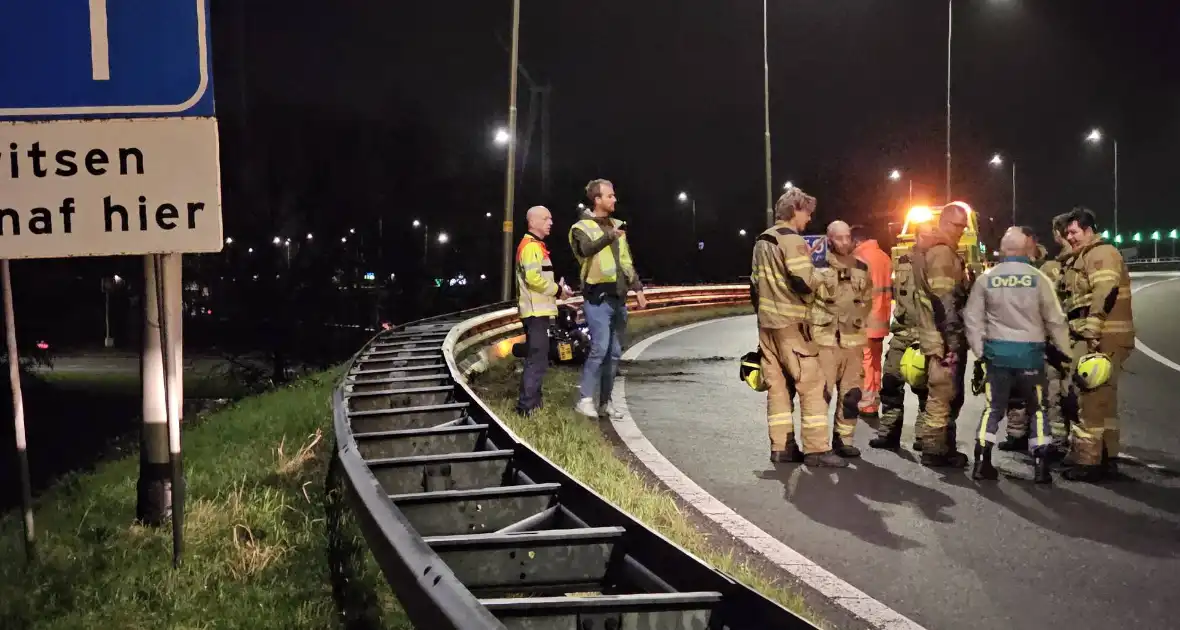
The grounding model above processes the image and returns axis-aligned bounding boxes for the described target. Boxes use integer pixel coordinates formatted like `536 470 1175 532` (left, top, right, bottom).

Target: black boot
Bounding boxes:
972 444 998 480
771 439 805 464
869 429 901 450
922 449 969 468
1033 447 1052 484
833 434 861 459
997 435 1028 452
1062 465 1105 483
804 450 850 468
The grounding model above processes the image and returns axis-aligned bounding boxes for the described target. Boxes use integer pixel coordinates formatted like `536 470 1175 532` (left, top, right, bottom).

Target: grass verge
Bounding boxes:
0 368 411 630
470 304 826 626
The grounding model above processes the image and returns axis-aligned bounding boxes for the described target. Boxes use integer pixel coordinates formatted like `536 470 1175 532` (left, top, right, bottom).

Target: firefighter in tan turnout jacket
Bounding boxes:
1059 206 1134 482
750 188 847 468
810 221 874 458
909 205 972 468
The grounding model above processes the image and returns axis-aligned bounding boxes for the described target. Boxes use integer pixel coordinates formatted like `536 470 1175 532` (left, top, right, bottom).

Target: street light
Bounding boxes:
306 233 313 241
783 181 794 190
677 192 697 241
485 212 492 218
888 168 913 202
739 229 748 237
1150 230 1160 260
1170 228 1178 258
438 232 450 245
493 127 511 145
988 152 1016 224
272 236 281 245
1085 127 1119 234
413 219 428 265
225 237 233 245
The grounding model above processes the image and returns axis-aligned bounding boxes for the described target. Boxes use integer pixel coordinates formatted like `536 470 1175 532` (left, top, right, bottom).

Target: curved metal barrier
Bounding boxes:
331 285 820 630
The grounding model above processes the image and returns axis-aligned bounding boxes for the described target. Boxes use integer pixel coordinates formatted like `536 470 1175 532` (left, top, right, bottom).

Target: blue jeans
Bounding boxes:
579 296 627 404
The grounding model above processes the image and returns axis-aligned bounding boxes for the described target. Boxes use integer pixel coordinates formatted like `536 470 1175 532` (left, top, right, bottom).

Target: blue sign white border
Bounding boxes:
0 0 212 119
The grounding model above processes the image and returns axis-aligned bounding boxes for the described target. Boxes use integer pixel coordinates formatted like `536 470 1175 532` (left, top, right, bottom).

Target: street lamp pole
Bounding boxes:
762 0 774 228
1113 138 1119 236
945 0 953 203
499 0 522 303
1011 160 1017 225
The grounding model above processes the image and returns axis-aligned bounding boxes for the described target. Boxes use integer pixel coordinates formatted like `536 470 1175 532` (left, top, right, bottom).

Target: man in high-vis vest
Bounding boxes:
811 221 874 458
569 179 647 420
515 206 571 416
750 187 847 468
851 225 892 417
909 205 971 468
1059 206 1134 482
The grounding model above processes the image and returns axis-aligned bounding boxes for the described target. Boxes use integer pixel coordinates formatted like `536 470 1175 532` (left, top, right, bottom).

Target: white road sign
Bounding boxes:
0 117 223 259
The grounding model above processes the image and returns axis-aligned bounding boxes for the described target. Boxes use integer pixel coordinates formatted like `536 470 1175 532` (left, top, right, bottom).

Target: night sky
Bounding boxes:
217 0 1180 281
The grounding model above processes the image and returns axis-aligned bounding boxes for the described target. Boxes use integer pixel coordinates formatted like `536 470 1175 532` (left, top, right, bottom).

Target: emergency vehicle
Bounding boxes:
890 201 986 279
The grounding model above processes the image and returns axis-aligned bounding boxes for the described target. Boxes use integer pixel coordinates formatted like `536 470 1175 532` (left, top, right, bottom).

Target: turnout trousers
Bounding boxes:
1070 340 1131 466
821 345 864 440
759 325 830 454
876 335 928 441
1004 363 1069 448
860 338 884 414
920 349 966 456
516 316 552 414
978 364 1051 452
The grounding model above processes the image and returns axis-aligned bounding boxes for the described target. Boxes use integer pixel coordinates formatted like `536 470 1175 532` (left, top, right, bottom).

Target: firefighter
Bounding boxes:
1059 206 1133 482
999 215 1073 453
569 179 648 420
870 232 930 453
812 221 874 458
963 228 1072 483
515 206 573 416
750 187 846 467
852 225 892 418
910 205 972 467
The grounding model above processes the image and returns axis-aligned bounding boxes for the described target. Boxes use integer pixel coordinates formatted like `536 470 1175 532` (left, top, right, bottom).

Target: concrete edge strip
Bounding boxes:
1130 276 1180 376
616 316 927 630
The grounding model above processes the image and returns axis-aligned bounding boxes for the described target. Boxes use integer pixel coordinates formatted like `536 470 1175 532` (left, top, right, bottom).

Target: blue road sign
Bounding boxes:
0 0 215 120
803 235 828 266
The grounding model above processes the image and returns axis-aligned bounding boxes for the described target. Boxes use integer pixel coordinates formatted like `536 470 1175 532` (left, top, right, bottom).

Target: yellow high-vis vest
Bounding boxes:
568 217 636 287
516 233 559 318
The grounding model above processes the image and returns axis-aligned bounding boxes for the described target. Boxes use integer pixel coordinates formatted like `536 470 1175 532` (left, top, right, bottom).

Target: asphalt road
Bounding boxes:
623 276 1180 630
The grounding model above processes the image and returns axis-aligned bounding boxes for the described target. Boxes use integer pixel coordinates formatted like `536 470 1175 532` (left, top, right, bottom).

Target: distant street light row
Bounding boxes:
887 127 1118 230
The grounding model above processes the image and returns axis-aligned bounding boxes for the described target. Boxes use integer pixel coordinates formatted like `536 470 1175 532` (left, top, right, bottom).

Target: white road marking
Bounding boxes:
89 0 111 81
616 317 927 630
1131 276 1180 375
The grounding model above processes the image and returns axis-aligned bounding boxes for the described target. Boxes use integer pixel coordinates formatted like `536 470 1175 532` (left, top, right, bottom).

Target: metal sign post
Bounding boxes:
1 260 34 562
1 0 220 567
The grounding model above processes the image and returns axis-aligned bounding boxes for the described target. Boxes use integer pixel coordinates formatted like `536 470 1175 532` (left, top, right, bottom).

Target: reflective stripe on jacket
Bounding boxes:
516 233 559 317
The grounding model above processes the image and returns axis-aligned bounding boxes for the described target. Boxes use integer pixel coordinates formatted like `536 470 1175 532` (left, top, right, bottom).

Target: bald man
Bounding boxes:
515 206 572 416
809 221 874 457
909 205 972 467
963 227 1071 482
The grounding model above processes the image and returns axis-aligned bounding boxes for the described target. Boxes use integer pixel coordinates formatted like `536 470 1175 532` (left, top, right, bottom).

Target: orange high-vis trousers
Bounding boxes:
860 339 884 413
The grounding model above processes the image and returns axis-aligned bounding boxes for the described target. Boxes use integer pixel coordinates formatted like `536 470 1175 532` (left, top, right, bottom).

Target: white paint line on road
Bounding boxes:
1131 276 1180 376
616 316 928 630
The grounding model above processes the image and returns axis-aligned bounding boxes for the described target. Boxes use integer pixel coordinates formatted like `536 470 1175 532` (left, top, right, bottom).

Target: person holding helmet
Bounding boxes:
909 204 972 467
1059 206 1134 482
998 215 1074 454
750 187 846 467
963 227 1072 483
811 221 874 458
871 224 931 452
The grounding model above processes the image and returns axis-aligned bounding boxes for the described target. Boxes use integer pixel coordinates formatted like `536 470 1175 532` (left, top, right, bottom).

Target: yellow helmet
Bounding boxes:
900 345 928 388
1075 352 1113 390
740 350 769 392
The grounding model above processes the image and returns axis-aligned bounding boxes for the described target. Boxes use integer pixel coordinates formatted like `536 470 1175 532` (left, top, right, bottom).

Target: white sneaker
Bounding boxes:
599 401 625 420
574 397 599 418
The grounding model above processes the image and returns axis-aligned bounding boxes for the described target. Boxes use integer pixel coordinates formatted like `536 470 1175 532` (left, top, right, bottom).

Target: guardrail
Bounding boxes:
330 285 820 630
